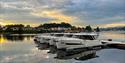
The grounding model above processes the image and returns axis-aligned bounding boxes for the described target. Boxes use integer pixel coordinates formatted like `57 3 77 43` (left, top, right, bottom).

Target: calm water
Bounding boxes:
0 32 125 63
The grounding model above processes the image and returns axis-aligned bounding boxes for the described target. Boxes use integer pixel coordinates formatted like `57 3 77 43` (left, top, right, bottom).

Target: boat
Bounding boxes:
49 32 99 46
72 32 99 40
34 32 102 50
34 33 52 44
34 33 65 44
55 32 101 50
49 33 74 46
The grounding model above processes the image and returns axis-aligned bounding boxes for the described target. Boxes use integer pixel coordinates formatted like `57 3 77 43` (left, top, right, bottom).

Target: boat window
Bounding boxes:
65 34 73 37
74 35 96 40
65 43 82 45
84 35 96 40
50 34 54 36
55 34 64 37
72 35 80 38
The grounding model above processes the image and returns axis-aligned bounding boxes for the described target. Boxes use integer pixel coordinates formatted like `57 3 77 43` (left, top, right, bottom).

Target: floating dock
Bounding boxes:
101 40 125 49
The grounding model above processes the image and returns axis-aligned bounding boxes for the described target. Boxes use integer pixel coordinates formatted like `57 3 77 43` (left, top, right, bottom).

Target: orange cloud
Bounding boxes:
0 19 16 25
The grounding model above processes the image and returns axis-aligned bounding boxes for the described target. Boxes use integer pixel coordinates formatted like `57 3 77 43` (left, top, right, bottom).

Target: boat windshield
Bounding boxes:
73 35 97 40
54 34 64 37
50 34 54 36
64 34 73 37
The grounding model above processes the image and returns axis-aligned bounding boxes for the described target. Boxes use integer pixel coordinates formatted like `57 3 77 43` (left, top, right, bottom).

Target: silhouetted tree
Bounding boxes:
85 25 93 32
5 24 24 34
40 22 72 29
6 24 24 28
95 27 100 32
60 22 72 28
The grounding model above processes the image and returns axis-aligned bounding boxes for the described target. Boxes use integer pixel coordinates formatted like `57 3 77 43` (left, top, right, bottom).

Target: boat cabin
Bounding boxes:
73 33 99 40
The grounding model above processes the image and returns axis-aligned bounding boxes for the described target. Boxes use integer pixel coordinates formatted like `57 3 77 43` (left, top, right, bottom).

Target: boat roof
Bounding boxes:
51 32 70 34
73 32 98 36
51 32 98 35
57 37 83 41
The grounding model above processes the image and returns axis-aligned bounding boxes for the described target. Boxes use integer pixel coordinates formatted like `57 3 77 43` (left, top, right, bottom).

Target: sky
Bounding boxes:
0 0 125 27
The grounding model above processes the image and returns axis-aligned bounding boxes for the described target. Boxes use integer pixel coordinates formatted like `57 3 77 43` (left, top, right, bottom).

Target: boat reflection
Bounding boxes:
55 49 98 60
48 46 57 54
35 43 57 54
35 42 50 50
35 42 125 61
35 43 100 61
75 52 97 61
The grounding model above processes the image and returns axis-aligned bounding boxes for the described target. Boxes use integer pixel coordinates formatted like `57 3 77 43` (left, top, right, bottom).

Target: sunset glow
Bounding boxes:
31 10 77 23
0 37 7 44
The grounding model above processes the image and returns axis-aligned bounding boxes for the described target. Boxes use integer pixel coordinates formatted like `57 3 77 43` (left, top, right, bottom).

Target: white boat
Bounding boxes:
56 37 84 49
34 33 65 44
34 32 101 50
49 32 98 46
49 33 74 46
55 32 101 50
34 33 53 44
72 32 99 40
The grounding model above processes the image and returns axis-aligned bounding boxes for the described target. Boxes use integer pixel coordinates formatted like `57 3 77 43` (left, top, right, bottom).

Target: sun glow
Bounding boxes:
0 19 15 25
0 19 39 26
0 22 5 25
0 36 7 44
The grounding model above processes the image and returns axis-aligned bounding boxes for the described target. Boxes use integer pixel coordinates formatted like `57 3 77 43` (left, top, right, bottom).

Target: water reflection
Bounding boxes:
34 31 125 62
0 34 35 42
34 42 125 63
56 49 97 60
36 43 50 50
100 31 125 42
35 42 57 54
35 43 100 61
0 32 125 63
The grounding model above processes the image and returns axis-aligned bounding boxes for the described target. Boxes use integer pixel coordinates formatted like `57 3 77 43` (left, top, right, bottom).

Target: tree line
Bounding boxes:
38 22 72 28
0 22 100 34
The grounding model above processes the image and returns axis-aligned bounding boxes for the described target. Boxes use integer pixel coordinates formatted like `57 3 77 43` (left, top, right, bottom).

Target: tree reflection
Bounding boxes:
2 34 35 41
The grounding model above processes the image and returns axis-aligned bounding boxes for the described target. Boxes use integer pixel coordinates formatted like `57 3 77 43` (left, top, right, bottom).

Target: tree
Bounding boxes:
95 27 100 32
5 24 24 28
85 25 93 32
5 24 24 34
18 27 23 34
60 22 72 28
40 22 72 29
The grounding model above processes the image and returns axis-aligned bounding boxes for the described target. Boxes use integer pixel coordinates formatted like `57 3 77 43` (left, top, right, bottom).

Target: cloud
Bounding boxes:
62 0 125 23
0 0 125 27
31 10 77 23
0 1 33 10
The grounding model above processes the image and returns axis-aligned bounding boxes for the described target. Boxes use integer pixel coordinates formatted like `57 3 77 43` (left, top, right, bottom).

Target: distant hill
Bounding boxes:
100 26 125 31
